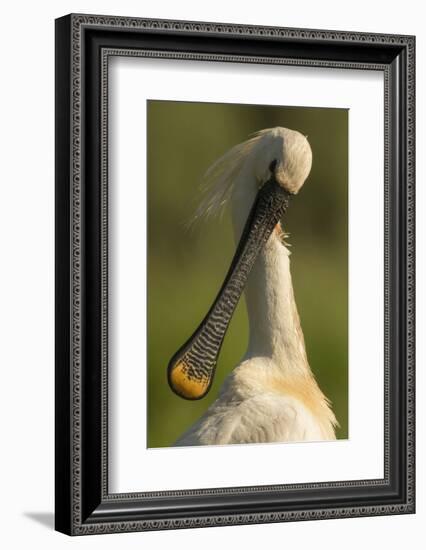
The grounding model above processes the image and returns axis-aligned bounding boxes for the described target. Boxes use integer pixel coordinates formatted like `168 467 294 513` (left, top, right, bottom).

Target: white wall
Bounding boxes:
0 0 423 548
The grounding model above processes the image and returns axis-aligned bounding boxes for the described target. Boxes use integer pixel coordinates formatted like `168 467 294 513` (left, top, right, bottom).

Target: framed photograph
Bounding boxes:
55 14 415 535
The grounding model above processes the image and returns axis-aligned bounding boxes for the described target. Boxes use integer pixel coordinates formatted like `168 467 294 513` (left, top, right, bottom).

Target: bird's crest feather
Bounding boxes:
187 129 272 228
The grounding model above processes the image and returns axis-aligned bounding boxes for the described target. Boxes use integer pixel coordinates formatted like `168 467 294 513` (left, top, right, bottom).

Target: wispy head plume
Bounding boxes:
185 130 271 231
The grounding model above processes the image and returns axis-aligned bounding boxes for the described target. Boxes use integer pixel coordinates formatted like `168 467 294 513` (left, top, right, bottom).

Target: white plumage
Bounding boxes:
175 127 338 446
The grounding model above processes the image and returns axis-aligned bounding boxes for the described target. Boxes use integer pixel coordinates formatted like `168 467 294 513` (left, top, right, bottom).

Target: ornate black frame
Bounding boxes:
55 13 415 535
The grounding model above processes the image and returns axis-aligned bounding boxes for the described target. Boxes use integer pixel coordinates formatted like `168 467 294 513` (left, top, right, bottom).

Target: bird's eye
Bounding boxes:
269 159 277 173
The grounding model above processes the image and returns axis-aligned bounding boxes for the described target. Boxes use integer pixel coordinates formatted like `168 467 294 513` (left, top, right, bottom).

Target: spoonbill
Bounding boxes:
167 127 338 446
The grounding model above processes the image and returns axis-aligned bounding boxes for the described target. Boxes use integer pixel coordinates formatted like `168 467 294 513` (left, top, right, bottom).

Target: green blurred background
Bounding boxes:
147 100 348 447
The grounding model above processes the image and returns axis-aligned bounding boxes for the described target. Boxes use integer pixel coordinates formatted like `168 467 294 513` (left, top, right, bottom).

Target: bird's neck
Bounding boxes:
232 190 312 378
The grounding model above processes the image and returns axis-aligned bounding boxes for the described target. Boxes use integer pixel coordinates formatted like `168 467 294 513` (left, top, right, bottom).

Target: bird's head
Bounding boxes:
189 127 312 228
250 127 312 195
168 128 312 400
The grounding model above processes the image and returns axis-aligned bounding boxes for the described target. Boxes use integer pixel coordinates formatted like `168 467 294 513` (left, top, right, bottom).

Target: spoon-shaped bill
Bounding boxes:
168 175 291 400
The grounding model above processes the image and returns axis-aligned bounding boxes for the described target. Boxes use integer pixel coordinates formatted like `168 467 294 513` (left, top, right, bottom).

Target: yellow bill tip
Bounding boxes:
168 360 210 400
